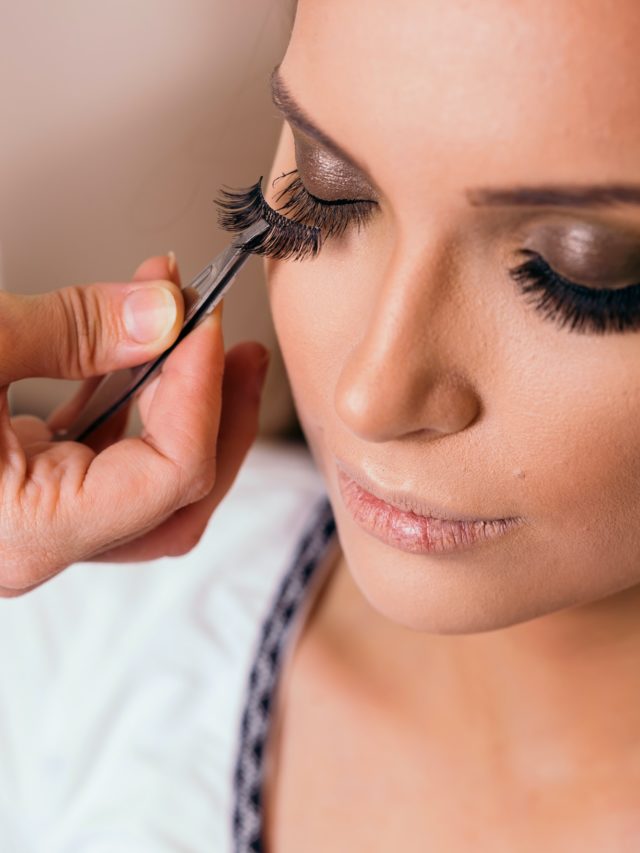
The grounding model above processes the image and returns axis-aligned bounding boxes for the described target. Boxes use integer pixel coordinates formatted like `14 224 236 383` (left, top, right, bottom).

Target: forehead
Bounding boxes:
283 0 640 202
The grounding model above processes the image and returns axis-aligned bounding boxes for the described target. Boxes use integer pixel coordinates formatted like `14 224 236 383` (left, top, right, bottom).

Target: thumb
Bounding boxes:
0 279 184 384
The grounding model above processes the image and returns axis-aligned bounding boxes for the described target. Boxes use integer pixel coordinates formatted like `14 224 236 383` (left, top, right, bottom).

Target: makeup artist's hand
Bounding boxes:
0 254 270 596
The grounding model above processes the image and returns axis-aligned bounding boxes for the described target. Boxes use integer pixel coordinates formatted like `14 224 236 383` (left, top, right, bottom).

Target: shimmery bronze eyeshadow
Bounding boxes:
523 221 640 288
292 128 378 203
270 66 379 203
271 66 369 173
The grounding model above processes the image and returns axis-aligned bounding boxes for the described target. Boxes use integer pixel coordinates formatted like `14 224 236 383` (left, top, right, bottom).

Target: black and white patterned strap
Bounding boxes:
231 496 336 852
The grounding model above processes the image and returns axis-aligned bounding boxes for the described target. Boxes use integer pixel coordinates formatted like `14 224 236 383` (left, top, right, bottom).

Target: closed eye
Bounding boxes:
509 249 640 334
272 169 379 240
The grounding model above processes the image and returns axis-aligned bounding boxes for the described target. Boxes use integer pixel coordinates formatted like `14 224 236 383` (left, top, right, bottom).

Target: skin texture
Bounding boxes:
261 0 640 847
0 255 269 594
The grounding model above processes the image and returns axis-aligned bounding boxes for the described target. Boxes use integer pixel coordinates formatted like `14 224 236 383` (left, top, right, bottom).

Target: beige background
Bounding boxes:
0 1 298 438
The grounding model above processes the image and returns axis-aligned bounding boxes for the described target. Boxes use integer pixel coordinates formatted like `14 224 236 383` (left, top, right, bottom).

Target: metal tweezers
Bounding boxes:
52 218 269 444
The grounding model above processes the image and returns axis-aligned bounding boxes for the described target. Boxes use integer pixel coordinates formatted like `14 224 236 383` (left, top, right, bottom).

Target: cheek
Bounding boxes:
477 316 640 619
266 211 389 446
267 250 353 464
505 342 640 574
268 250 640 633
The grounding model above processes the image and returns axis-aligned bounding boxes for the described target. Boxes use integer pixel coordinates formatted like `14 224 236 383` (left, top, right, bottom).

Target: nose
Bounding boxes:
334 243 481 443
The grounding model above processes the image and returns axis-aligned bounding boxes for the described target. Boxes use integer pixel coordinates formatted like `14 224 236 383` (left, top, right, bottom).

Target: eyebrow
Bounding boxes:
272 66 640 211
467 184 640 208
270 65 365 172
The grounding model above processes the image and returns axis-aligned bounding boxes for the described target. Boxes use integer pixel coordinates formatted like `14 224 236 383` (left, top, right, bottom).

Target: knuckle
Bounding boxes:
138 439 217 511
0 463 75 594
54 286 110 377
0 502 66 592
0 292 32 382
180 455 217 505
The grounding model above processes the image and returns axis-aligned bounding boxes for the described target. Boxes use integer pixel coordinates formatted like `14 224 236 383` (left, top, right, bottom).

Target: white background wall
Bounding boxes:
0 1 296 437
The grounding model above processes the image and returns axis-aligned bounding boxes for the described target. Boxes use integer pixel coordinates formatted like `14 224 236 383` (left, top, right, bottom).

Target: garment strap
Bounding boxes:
232 496 336 852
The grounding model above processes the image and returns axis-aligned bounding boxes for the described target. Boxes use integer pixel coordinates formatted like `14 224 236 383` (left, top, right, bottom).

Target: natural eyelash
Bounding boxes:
509 249 640 335
214 170 377 261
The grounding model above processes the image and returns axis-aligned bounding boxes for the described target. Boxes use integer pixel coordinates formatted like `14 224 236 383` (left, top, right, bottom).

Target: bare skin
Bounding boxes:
264 557 640 851
260 0 640 848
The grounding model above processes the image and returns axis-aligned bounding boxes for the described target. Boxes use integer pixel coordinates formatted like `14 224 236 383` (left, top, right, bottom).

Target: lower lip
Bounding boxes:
337 469 519 555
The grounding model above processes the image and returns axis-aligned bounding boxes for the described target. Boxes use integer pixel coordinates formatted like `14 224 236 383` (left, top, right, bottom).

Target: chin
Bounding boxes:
330 504 590 635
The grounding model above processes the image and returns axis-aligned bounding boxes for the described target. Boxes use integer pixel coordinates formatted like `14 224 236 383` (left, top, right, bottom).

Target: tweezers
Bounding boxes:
52 218 269 444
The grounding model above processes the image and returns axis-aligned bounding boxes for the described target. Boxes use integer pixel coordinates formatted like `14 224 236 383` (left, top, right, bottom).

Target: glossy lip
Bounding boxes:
335 458 523 555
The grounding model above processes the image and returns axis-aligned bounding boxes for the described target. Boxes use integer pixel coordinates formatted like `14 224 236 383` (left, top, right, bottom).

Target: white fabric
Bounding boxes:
0 440 327 852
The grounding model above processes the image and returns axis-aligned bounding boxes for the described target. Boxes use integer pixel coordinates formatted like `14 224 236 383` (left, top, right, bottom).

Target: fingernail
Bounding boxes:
251 347 271 400
167 250 177 278
123 285 177 344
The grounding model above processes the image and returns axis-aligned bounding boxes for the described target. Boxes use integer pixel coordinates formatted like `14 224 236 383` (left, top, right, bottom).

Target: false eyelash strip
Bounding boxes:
215 176 321 261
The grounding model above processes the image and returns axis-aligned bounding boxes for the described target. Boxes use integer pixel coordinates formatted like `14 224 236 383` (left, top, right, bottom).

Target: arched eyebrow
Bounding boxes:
270 65 367 174
468 184 640 208
272 65 640 210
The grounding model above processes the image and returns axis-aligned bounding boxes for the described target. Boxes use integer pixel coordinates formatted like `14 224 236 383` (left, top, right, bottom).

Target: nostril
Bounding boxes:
420 380 482 434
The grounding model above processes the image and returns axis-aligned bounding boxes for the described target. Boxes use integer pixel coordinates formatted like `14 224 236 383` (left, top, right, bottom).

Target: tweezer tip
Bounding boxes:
233 218 270 251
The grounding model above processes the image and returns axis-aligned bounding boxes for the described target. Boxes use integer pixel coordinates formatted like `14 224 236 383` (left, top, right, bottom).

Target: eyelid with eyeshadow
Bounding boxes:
292 127 381 203
272 169 378 238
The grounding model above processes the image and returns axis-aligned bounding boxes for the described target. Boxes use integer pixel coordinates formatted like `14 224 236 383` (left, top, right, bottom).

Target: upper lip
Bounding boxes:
335 456 517 524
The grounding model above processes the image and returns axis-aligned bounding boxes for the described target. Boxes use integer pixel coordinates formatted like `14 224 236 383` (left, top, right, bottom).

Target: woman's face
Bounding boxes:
264 0 640 633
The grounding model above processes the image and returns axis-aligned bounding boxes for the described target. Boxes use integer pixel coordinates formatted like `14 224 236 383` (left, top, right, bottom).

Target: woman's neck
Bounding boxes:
322 552 640 785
